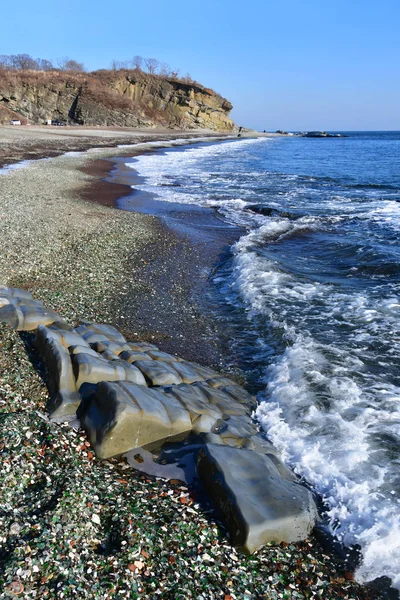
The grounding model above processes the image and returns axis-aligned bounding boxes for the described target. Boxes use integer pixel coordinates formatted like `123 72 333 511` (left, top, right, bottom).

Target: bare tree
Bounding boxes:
10 54 39 70
57 57 85 71
0 55 12 69
131 55 143 70
111 59 130 70
37 58 54 71
159 62 171 77
183 73 193 83
144 57 159 74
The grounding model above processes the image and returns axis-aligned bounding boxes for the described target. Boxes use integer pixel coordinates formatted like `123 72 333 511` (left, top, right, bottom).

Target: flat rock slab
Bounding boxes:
197 444 317 553
80 380 192 459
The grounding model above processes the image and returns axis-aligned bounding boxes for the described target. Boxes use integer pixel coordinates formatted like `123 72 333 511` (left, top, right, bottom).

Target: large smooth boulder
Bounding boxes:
128 342 159 352
119 349 150 363
165 383 223 432
194 382 250 416
0 285 32 301
135 359 182 386
90 340 132 356
197 444 317 553
72 352 147 389
79 380 192 458
147 350 183 363
36 324 90 352
74 323 127 345
0 293 61 331
40 336 81 420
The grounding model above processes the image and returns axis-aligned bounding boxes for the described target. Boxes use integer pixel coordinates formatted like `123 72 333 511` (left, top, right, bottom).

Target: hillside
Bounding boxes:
0 69 235 131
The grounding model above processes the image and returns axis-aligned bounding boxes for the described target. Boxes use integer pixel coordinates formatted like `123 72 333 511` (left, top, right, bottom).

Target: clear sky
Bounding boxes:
1 0 399 131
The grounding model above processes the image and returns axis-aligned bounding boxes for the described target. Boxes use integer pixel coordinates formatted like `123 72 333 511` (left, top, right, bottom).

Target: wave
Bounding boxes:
229 224 400 589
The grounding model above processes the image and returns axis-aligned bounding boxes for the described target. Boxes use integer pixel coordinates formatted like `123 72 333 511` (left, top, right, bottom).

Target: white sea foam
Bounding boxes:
230 223 400 589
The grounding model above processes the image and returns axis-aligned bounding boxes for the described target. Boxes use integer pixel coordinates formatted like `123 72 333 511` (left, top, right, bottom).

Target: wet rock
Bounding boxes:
0 289 61 330
165 383 223 432
75 323 127 345
197 444 317 553
80 380 192 458
90 340 132 356
40 336 81 420
170 361 208 384
36 324 90 352
73 352 147 389
119 349 151 363
212 415 258 439
128 342 159 352
207 376 237 388
182 361 218 380
135 359 182 386
147 349 183 363
220 385 258 411
194 383 250 416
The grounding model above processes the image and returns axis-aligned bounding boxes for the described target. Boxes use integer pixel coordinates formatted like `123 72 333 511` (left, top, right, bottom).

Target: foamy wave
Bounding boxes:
229 224 400 589
256 337 400 588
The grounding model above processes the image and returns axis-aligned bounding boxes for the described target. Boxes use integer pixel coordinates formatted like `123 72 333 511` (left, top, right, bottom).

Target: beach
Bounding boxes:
0 128 390 599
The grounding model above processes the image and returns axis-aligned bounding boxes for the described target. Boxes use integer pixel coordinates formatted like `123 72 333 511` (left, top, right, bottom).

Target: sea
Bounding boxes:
122 132 400 589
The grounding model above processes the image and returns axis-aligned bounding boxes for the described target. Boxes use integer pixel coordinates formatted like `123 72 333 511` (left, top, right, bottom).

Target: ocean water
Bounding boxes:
124 132 400 589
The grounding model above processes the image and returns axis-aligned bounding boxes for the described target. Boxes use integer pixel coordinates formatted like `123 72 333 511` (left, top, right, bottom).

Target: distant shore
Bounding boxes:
0 129 388 599
0 124 281 169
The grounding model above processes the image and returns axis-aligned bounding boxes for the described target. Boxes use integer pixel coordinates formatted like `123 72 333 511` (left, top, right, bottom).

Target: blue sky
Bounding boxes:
1 0 399 130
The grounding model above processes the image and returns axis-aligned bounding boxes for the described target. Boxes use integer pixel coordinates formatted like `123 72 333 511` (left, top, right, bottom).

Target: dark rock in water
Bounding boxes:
197 444 317 553
302 131 344 138
246 205 299 220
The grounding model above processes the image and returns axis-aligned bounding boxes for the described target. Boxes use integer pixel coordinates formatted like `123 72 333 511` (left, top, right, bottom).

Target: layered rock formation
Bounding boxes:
0 69 235 131
0 286 317 552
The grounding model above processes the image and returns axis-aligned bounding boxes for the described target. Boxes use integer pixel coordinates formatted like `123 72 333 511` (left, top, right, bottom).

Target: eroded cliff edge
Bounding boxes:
0 69 236 131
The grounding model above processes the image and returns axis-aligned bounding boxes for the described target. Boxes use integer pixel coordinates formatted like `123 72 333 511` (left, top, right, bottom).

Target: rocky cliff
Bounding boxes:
0 69 235 131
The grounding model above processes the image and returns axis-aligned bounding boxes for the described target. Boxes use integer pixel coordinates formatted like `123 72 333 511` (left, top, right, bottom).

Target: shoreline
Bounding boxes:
0 131 392 599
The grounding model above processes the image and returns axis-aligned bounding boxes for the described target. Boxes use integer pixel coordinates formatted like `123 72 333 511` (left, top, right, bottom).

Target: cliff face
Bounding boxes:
0 70 235 131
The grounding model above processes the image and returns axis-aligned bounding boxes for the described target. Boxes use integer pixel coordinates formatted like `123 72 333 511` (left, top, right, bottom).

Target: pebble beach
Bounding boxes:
0 127 390 599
